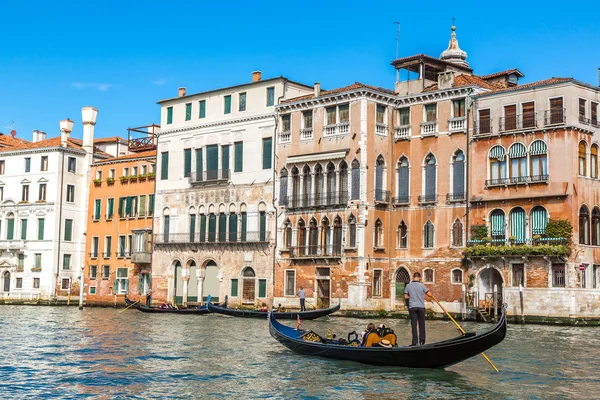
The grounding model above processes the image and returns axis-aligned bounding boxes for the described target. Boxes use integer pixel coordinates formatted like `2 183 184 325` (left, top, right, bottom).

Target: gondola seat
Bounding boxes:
363 332 382 347
301 331 325 343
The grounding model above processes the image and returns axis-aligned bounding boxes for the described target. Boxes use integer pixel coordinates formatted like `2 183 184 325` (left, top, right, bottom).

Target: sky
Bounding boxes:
1 0 599 141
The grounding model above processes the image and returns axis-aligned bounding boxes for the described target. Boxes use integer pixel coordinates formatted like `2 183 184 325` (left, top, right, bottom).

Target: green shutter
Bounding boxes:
200 215 207 242
195 149 203 179
63 254 71 270
138 275 144 294
113 279 119 293
231 279 238 297
260 212 266 242
7 218 14 240
234 142 243 172
37 218 44 240
95 199 101 219
118 197 124 218
125 197 132 216
221 145 229 176
164 216 170 239
258 279 267 298
108 198 114 217
167 107 173 124
184 148 192 177
199 100 206 118
241 213 247 241
64 219 73 241
229 214 238 242
161 152 169 180
262 138 272 169
185 103 192 121
224 95 231 114
207 145 218 179
190 215 196 242
208 214 216 242
149 195 155 215
21 219 27 240
218 213 226 242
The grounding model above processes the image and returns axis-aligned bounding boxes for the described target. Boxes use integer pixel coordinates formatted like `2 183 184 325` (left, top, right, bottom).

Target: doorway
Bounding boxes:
242 267 256 304
174 261 183 305
478 267 504 312
316 267 330 308
2 271 10 292
188 262 198 303
202 261 220 302
395 267 410 305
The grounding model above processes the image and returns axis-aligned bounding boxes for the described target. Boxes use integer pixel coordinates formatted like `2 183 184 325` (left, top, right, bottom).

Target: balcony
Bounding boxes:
392 195 410 205
420 120 438 137
115 251 131 258
464 237 569 258
448 117 466 133
394 125 411 140
0 240 26 250
189 169 230 185
376 123 388 135
418 194 438 205
544 108 565 126
474 119 493 135
498 114 539 132
579 115 590 125
289 245 342 259
485 175 549 187
154 231 270 245
88 252 99 259
128 136 156 152
279 130 291 143
338 122 350 135
446 193 466 203
131 251 151 264
282 193 349 210
300 128 313 140
102 252 111 259
374 189 391 204
324 123 349 136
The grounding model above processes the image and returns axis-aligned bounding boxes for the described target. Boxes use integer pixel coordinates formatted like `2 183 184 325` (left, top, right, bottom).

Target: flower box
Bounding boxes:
119 176 129 183
93 179 102 186
147 173 156 180
129 175 138 182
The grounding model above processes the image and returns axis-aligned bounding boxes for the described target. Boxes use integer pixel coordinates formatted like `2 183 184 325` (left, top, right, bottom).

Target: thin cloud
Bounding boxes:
70 82 113 91
152 78 167 85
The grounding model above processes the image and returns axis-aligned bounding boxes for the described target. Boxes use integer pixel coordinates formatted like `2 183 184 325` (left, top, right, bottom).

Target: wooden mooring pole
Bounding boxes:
519 284 524 323
493 284 498 322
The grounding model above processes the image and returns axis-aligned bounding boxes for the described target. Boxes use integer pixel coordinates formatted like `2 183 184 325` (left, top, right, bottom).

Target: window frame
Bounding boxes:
66 184 75 203
451 268 464 284
423 268 434 284
67 157 76 173
284 269 296 297
372 269 383 297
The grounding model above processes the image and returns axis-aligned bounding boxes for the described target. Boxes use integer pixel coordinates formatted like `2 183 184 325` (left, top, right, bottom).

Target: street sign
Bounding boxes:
579 264 586 271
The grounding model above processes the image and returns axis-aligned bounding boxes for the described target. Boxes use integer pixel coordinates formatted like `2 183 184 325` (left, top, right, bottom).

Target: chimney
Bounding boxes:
178 87 187 97
252 71 262 82
81 107 98 154
314 82 321 97
38 131 46 142
438 71 456 90
32 130 39 143
59 119 73 147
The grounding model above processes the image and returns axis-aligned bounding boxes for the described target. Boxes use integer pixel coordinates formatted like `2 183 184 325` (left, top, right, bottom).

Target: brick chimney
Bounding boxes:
178 87 187 97
252 71 262 82
314 82 321 97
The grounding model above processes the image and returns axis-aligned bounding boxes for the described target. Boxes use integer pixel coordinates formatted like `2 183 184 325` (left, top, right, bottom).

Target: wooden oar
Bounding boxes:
431 295 499 372
120 299 141 313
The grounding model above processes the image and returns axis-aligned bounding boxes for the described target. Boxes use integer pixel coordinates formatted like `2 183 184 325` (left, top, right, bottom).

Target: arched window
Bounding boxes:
509 143 527 183
592 145 599 179
351 159 360 200
309 218 318 255
302 166 311 207
592 207 600 246
374 219 383 248
489 145 507 184
229 204 238 242
242 267 256 304
579 205 590 245
243 267 256 277
314 164 324 206
189 207 197 242
424 153 436 202
509 207 526 243
452 218 463 247
423 268 434 283
348 215 357 248
327 162 336 205
297 219 306 254
321 217 330 255
579 141 587 176
280 168 288 206
531 206 548 238
529 140 548 181
423 220 434 248
397 156 409 204
339 161 348 203
283 220 292 249
397 221 408 249
291 167 300 208
452 151 465 200
333 216 343 255
6 213 15 240
375 156 385 201
451 269 464 284
490 209 506 244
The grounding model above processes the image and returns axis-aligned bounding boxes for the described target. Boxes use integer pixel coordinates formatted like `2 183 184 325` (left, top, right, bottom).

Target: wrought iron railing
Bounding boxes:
154 231 270 244
485 174 549 187
498 115 518 132
544 108 565 126
392 195 410 205
418 194 438 204
374 189 391 203
579 115 590 125
446 193 466 202
474 119 492 135
282 192 349 209
289 245 343 258
189 169 230 184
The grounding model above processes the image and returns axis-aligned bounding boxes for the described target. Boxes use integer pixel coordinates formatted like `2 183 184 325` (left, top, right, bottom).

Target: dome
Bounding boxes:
440 25 469 68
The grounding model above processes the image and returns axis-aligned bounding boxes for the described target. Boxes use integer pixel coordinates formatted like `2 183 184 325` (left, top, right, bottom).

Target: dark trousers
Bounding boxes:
146 295 151 307
409 307 426 345
300 298 306 311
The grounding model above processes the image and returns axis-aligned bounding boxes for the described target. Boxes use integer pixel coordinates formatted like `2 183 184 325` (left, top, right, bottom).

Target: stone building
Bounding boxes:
153 73 313 306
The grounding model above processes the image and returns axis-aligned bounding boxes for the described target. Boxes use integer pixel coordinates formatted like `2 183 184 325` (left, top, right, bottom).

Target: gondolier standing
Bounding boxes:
145 288 152 307
296 287 306 311
404 272 433 346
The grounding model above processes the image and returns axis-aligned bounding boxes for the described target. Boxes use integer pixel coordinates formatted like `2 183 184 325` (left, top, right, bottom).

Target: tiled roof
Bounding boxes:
487 77 573 94
94 136 126 144
281 82 396 103
390 53 473 72
97 150 156 164
0 134 29 148
423 74 501 92
480 68 525 80
0 135 111 157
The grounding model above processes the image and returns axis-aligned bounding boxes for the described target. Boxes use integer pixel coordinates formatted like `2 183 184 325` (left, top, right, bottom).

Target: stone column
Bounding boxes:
182 273 189 305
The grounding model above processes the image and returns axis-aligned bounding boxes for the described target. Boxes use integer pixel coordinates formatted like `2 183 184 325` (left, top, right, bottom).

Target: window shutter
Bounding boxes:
149 195 154 214
262 138 272 169
108 198 114 216
224 95 231 114
138 275 144 294
167 107 173 124
280 175 288 204
218 213 227 242
200 215 207 242
195 149 203 179
164 216 170 238
234 142 243 172
38 218 44 240
125 197 132 216
351 162 360 200
95 199 101 219
21 220 27 240
453 160 464 197
258 279 267 298
7 218 14 240
184 148 192 177
113 279 119 293
231 279 238 297
398 165 409 201
161 152 169 180
118 197 124 217
222 145 230 179
189 215 196 242
260 212 266 242
64 220 73 241
375 163 383 199
510 209 526 242
425 164 436 199
241 213 247 241
208 214 216 242
229 214 238 242
199 100 206 118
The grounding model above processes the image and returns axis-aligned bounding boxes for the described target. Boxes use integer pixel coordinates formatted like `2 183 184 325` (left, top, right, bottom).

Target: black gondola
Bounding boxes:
124 295 210 314
207 295 341 320
269 306 507 369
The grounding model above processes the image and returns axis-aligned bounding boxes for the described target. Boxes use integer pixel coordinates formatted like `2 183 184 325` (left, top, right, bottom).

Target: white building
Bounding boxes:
0 107 110 301
152 72 312 305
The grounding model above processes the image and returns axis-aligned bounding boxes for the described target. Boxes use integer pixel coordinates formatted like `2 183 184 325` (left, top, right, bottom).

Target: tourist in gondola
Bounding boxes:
404 271 434 346
360 323 376 343
296 287 306 311
260 302 268 312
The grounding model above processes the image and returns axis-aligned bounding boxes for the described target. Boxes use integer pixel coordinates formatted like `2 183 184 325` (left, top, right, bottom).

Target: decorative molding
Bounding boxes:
157 113 275 137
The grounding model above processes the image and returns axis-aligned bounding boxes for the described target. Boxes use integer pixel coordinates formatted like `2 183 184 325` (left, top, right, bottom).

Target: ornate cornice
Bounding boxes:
157 114 275 137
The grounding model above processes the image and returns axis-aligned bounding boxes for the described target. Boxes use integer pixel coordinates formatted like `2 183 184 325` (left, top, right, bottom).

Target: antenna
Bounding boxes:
4 120 16 137
394 21 400 83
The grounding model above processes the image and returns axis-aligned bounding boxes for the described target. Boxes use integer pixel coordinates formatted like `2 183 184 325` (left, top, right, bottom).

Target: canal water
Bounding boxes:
0 306 598 399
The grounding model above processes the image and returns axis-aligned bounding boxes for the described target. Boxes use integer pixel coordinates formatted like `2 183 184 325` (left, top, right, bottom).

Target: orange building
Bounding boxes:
84 132 156 306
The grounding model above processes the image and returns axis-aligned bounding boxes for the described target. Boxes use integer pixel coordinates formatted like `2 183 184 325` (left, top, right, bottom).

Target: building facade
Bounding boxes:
153 73 313 306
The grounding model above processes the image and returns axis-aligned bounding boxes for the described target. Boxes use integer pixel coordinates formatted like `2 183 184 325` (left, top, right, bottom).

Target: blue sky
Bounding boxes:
1 0 599 141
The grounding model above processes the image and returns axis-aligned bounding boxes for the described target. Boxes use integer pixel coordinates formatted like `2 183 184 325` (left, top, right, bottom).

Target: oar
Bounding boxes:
431 295 499 372
120 299 141 313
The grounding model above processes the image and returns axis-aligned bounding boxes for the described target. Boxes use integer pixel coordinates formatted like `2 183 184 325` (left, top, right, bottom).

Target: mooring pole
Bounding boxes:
79 262 85 310
519 284 524 323
493 284 498 322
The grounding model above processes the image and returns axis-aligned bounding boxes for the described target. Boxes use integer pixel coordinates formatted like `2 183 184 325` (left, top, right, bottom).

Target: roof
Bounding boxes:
281 82 396 104
423 74 502 92
0 135 111 157
390 54 473 72
480 68 525 80
94 136 127 144
479 77 573 96
157 76 313 104
96 150 156 164
0 133 29 148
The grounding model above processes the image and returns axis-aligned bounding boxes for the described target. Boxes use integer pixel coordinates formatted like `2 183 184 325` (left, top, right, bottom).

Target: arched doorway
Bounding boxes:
395 267 410 304
2 271 10 292
188 261 198 303
173 261 183 305
202 261 220 302
242 267 256 304
478 267 504 312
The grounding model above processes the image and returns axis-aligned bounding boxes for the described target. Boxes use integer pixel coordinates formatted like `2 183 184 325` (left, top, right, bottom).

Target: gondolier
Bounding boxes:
404 272 434 346
145 288 152 307
297 287 306 311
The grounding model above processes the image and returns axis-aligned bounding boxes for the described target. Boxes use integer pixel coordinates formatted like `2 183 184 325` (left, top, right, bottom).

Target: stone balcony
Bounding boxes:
0 240 26 251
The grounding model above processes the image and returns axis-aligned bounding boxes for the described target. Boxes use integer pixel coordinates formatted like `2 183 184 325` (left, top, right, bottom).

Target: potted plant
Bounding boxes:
129 174 138 182
147 172 156 180
106 177 115 184
119 176 129 183
93 178 102 186
138 173 147 180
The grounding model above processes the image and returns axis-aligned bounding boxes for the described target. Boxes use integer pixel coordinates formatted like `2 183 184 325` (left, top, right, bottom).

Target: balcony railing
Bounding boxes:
446 193 466 202
189 169 230 185
88 252 99 259
464 237 569 258
282 192 349 210
544 108 565 126
289 245 343 259
115 251 131 258
338 122 350 134
0 240 26 250
418 194 438 204
279 131 291 143
154 231 270 245
485 174 549 187
420 120 438 136
392 195 410 205
448 117 466 133
374 189 391 204
579 115 590 125
300 128 313 140
131 251 151 264
102 252 111 259
128 136 156 152
394 125 411 140
474 119 493 135
105 213 114 220
498 115 518 132
376 123 388 135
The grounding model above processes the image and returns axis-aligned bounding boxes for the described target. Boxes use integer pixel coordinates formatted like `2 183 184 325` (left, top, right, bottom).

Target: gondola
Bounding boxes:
207 295 341 320
269 306 507 369
124 295 210 314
